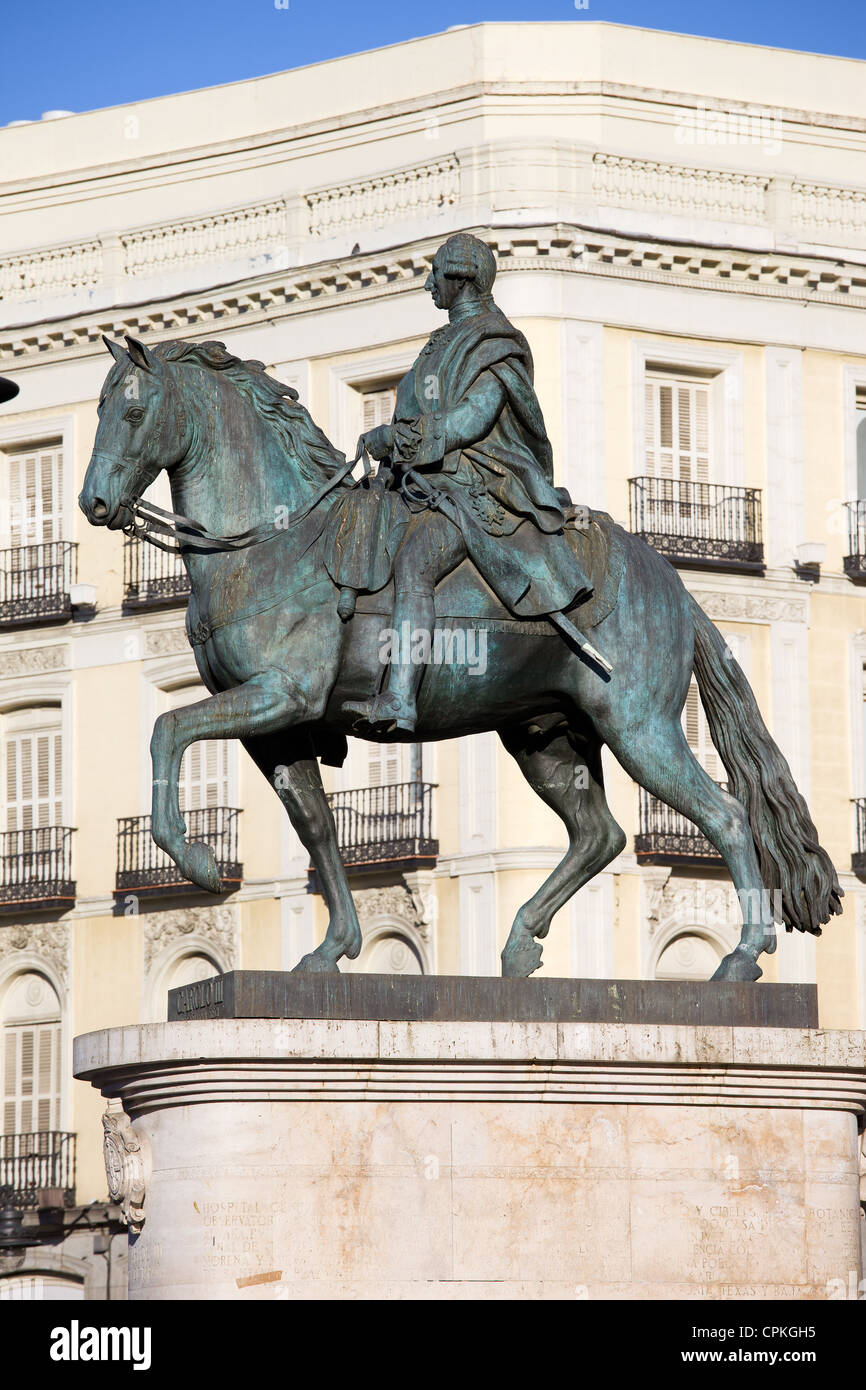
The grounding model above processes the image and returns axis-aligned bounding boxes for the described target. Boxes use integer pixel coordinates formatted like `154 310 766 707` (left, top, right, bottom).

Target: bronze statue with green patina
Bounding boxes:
79 233 842 983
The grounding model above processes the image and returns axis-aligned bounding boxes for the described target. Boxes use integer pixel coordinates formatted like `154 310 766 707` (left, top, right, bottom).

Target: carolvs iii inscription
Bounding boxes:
79 233 841 983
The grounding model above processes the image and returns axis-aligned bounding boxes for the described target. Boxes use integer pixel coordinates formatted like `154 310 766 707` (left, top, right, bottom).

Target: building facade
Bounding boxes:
0 21 865 1294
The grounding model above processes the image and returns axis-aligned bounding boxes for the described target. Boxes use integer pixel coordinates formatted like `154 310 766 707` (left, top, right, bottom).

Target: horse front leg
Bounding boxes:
243 731 361 972
149 671 304 893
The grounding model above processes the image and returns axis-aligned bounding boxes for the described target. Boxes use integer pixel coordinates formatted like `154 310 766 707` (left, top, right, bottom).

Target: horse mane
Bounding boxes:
115 339 347 483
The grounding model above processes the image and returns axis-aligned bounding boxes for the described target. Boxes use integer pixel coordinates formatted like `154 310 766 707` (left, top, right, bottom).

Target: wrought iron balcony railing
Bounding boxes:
0 540 78 627
843 502 866 582
122 535 190 611
629 477 764 571
635 786 724 866
852 798 866 874
0 826 75 913
319 781 438 878
115 806 241 899
0 1131 76 1209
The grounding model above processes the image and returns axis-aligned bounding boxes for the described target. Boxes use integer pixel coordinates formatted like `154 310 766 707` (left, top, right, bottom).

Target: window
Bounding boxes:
5 440 64 547
361 386 397 433
3 708 63 831
2 973 62 1135
644 369 713 482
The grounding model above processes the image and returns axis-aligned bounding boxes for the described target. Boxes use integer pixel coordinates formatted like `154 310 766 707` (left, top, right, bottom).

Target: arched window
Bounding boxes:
2 972 62 1135
654 932 724 982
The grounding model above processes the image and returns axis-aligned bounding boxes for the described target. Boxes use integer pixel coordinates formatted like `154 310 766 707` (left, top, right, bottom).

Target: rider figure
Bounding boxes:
345 232 593 733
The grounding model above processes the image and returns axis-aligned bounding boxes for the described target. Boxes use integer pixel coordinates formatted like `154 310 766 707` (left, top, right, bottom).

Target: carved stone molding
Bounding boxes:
690 590 807 625
352 880 433 971
0 644 69 678
144 627 189 657
102 1099 147 1233
142 903 239 974
5 220 866 366
646 876 740 939
0 920 71 988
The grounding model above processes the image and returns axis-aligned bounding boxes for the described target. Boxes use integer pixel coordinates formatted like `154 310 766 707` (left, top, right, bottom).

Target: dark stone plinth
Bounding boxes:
167 972 817 1028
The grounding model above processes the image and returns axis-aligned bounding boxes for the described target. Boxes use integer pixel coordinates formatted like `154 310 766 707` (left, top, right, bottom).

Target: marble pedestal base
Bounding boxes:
73 1019 866 1300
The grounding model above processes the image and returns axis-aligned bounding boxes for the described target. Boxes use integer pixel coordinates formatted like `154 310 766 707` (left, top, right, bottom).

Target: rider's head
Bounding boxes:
426 234 497 311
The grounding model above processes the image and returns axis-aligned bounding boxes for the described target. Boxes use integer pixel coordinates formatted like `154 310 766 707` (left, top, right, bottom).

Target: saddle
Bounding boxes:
321 480 625 634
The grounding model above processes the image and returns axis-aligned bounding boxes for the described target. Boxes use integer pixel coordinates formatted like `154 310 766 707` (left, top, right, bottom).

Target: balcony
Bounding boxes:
0 826 75 914
122 535 190 611
310 782 438 887
115 806 241 900
843 502 866 583
634 787 724 867
0 1131 76 1209
0 541 78 628
852 798 866 874
629 477 764 572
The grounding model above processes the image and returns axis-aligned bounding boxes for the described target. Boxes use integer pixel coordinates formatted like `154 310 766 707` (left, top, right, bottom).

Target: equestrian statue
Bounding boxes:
80 232 842 982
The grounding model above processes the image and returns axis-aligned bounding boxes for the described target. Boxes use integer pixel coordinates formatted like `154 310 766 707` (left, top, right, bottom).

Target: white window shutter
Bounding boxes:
2 1021 61 1134
645 373 714 484
362 387 396 432
4 722 63 831
8 442 63 547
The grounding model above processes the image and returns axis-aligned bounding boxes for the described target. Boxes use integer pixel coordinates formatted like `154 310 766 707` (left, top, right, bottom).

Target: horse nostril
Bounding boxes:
91 498 108 518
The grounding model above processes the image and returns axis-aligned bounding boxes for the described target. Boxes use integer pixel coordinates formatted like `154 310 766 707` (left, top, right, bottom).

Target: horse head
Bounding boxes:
80 335 192 530
81 335 347 535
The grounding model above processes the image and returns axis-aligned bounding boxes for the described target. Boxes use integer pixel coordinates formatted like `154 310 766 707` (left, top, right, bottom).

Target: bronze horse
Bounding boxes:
80 335 842 981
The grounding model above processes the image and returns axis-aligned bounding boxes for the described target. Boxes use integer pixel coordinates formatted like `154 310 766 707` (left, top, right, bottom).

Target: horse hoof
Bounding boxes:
291 950 341 974
184 841 222 895
710 948 763 983
501 938 543 979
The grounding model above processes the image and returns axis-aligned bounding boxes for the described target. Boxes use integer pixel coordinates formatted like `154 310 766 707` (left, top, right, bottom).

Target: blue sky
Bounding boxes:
1 0 864 127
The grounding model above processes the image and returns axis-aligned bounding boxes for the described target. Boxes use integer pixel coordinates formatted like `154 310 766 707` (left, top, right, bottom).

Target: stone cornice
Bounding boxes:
4 77 866 211
4 222 866 369
73 1019 866 1114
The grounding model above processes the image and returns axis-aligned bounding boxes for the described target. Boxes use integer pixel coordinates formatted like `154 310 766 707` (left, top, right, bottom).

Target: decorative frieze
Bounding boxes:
3 222 866 367
307 156 460 239
0 643 69 677
141 903 239 973
0 920 71 987
689 590 807 624
0 239 101 303
144 627 189 657
122 201 287 278
593 154 768 224
793 181 866 242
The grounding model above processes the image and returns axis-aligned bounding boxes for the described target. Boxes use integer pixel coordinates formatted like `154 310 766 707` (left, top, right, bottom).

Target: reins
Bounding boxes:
122 448 368 555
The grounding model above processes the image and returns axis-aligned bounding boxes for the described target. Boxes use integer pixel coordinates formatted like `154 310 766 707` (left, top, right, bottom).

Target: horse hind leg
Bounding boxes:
604 716 774 982
499 721 626 978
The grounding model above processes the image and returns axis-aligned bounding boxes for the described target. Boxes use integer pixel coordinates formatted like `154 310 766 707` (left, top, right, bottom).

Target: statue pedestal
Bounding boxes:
74 1004 866 1300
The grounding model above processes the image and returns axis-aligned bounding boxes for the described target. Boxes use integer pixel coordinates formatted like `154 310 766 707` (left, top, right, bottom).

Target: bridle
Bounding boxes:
112 449 367 556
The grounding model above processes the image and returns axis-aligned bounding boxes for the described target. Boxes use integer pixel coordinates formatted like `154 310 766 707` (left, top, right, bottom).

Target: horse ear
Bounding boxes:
124 335 153 372
103 335 127 364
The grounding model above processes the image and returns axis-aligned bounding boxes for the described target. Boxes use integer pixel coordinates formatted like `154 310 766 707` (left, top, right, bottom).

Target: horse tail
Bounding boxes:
689 595 843 934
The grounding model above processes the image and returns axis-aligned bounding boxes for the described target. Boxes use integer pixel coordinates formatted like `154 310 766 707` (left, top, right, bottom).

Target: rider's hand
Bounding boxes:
358 425 393 461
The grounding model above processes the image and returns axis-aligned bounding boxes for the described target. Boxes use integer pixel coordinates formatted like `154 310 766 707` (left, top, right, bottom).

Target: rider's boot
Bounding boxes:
344 587 432 733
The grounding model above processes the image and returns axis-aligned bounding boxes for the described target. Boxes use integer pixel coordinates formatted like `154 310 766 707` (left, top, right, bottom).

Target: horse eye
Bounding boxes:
125 407 145 424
